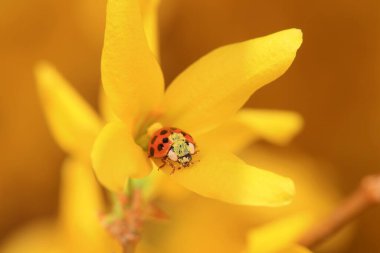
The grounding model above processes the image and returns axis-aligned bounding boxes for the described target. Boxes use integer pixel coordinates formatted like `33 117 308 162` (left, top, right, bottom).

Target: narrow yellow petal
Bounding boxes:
0 220 63 253
161 29 302 135
102 0 164 130
140 0 161 59
159 141 295 206
278 245 313 253
58 159 119 253
35 62 102 160
236 109 303 145
201 109 303 153
246 213 314 253
92 122 152 192
99 0 161 124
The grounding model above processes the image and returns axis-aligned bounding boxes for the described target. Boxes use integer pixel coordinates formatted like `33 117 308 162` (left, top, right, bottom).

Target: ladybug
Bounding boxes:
148 127 197 173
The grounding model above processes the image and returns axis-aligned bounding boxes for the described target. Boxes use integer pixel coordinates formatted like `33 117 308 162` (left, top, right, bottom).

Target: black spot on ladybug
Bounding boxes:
181 131 187 136
160 130 168 135
151 135 157 144
158 143 164 151
149 147 155 157
163 137 169 143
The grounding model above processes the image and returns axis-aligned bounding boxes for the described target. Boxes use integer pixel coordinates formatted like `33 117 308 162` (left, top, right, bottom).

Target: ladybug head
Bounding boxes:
177 153 192 167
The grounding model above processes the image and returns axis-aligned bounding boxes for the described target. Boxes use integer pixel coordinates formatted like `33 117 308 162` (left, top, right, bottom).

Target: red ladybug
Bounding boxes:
148 127 197 173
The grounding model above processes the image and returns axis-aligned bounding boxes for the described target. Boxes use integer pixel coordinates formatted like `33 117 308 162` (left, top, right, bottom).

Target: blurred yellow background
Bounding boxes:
0 0 379 252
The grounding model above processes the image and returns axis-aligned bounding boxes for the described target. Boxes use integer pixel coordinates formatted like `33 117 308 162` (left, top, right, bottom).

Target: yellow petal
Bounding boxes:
161 29 302 135
99 90 119 122
236 109 303 145
99 0 161 123
140 0 161 59
159 141 295 206
201 109 303 153
278 245 313 253
246 213 314 253
153 196 244 253
92 122 152 192
58 159 119 253
35 62 102 160
0 220 63 253
102 0 164 131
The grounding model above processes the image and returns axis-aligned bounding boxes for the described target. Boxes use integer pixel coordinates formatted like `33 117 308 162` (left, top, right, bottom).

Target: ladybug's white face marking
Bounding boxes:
167 149 178 162
188 142 195 155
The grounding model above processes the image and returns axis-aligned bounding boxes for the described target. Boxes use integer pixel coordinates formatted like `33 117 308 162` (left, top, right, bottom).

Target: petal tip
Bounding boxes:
294 113 305 130
279 28 303 52
34 61 58 91
279 112 304 144
268 174 296 207
279 176 296 206
289 28 303 49
34 60 53 79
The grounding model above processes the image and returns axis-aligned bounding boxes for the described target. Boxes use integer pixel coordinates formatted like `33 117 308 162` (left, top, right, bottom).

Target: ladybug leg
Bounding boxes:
158 158 178 174
158 158 167 169
190 159 200 166
170 165 183 174
166 160 178 175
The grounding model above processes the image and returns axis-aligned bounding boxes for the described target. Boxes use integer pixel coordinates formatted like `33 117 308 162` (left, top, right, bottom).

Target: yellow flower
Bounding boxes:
2 0 304 249
92 0 303 207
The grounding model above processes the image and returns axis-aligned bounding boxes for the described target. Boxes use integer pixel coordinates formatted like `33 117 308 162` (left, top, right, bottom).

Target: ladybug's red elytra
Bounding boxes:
148 127 197 174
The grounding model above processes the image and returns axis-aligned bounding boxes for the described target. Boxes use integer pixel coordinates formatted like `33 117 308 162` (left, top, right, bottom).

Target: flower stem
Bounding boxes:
123 242 136 253
102 191 143 252
298 174 380 248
